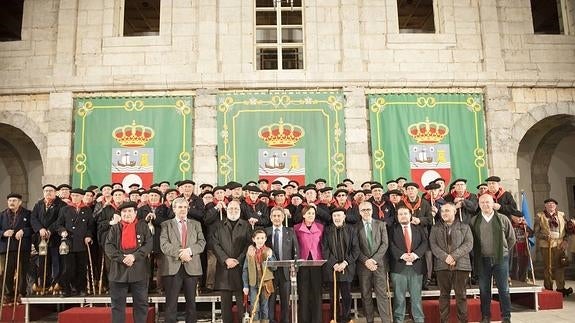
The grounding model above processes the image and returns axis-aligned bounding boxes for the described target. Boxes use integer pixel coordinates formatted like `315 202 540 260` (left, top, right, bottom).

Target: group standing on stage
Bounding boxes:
1 175 575 323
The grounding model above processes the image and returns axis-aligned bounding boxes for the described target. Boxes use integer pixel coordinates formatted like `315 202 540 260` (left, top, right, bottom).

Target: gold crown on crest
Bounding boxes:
112 120 155 148
407 117 449 144
258 118 305 148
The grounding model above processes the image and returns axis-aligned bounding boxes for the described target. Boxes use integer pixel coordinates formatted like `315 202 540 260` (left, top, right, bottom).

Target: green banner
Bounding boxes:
72 96 193 189
217 90 346 186
368 93 487 189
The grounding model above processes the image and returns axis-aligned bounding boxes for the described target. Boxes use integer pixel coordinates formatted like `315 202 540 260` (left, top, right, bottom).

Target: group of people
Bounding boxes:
0 175 574 323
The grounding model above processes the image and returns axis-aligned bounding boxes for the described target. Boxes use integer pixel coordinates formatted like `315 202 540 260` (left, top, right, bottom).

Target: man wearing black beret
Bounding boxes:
57 184 72 203
484 176 520 221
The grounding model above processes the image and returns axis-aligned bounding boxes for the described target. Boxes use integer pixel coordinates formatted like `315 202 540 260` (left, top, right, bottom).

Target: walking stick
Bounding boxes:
249 260 270 323
13 238 23 321
547 242 552 281
0 236 11 320
330 270 337 323
86 241 96 295
524 225 536 285
42 246 48 295
98 253 105 295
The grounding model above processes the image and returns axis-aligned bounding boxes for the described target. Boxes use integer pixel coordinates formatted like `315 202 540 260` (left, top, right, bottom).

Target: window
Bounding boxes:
123 0 160 37
255 0 304 70
0 0 24 42
397 0 435 33
531 0 563 34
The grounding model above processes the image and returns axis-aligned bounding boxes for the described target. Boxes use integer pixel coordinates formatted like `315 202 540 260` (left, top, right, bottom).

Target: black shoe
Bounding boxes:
422 278 431 290
480 317 490 323
502 318 511 323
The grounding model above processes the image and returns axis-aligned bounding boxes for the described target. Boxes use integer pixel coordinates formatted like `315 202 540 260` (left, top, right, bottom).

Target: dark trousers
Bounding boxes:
436 270 469 323
269 271 290 323
61 251 87 293
2 249 30 296
329 280 352 323
109 279 149 323
478 256 511 321
38 246 60 286
297 266 322 323
220 289 244 323
163 265 198 323
357 266 392 323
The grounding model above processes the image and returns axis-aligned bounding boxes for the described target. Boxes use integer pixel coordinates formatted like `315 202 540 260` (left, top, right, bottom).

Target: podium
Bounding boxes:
264 259 326 323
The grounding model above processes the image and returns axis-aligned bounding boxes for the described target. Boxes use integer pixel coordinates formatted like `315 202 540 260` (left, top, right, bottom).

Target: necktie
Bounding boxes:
273 228 281 260
403 225 411 253
365 222 373 253
180 220 187 248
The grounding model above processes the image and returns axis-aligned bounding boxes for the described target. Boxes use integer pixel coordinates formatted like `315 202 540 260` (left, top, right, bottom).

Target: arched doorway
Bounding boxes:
0 123 43 208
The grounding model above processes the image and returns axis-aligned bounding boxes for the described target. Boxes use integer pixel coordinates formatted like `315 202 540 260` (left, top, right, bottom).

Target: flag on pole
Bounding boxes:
521 191 535 247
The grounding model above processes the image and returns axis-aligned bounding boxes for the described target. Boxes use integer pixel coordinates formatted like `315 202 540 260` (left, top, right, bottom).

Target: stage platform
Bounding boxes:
20 280 543 323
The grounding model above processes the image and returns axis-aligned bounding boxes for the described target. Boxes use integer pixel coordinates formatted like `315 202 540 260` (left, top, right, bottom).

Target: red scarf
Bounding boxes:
66 201 87 212
372 199 386 218
544 210 559 228
335 199 352 210
244 196 259 211
120 218 138 250
487 187 506 202
255 245 268 265
402 196 422 214
269 199 290 208
110 201 120 211
451 190 470 199
44 198 54 211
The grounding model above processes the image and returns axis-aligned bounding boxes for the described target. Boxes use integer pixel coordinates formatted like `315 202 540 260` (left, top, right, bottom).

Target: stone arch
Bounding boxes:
0 111 47 165
0 139 29 204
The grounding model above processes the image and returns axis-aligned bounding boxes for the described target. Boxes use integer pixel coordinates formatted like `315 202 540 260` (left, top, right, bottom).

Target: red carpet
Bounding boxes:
58 306 155 323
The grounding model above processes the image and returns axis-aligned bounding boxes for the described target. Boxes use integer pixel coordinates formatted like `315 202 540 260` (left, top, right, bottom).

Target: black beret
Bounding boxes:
150 183 159 188
386 180 397 185
387 189 403 196
128 190 141 196
404 182 420 189
452 178 467 185
57 184 72 190
431 177 446 184
371 184 384 190
245 186 262 193
100 184 113 191
334 189 348 197
476 183 487 189
304 186 317 193
485 176 501 182
112 182 123 187
118 201 138 212
283 184 296 189
226 181 242 189
259 192 270 198
6 193 22 200
297 185 307 191
544 198 558 205
424 183 441 191
179 179 195 186
245 181 258 186
164 188 179 195
86 185 98 191
362 189 372 194
147 189 162 196
271 180 283 185
42 184 57 190
331 207 347 215
361 181 372 187
138 188 146 193
111 188 125 195
271 190 286 196
342 178 354 184
396 177 408 181
212 186 226 193
291 193 304 200
174 181 182 187
318 187 333 193
199 191 213 198
258 178 269 184
128 183 140 188
315 178 327 184
159 181 170 186
512 209 524 217
70 188 85 195
200 183 214 190
336 183 347 189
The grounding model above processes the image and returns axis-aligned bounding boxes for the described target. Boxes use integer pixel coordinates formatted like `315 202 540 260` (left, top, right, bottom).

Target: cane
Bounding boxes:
330 269 337 323
12 238 22 321
524 225 536 285
0 236 11 320
547 241 552 281
249 260 270 323
42 245 48 295
98 253 105 295
86 241 96 295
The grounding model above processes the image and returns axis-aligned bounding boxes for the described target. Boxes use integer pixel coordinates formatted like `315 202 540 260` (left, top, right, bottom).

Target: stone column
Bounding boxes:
193 88 219 186
343 86 371 184
43 92 74 185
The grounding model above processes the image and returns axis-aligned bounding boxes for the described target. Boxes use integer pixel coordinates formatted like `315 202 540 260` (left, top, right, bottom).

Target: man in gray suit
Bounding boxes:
160 197 206 323
265 206 299 323
356 201 392 323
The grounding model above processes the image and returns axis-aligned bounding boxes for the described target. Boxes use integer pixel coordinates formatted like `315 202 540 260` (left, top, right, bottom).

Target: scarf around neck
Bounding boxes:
120 218 138 250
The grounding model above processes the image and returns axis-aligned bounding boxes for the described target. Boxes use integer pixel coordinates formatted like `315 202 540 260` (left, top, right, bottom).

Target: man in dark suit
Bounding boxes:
160 197 206 323
212 200 252 323
389 204 428 323
265 206 299 323
356 202 392 323
105 201 152 323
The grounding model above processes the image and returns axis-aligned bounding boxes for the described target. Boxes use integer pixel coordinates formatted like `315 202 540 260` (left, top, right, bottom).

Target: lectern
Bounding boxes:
264 259 326 323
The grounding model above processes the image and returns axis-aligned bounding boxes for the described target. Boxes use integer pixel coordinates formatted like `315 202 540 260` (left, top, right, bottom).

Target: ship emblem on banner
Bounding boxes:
111 120 155 191
408 117 451 188
257 118 305 185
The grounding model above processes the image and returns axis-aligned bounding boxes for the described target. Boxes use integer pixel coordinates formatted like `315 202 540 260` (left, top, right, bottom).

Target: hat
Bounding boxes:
361 181 372 187
511 209 524 217
147 189 162 196
291 193 304 200
288 180 300 186
128 183 140 189
150 183 159 189
159 181 170 186
476 183 487 189
42 184 57 190
334 189 348 197
199 191 213 198
165 188 179 195
100 184 113 191
485 176 501 182
245 181 258 186
57 184 72 190
112 182 123 187
362 189 372 195
128 190 141 196
431 177 446 184
70 188 85 195
544 198 558 205
200 183 214 190
386 180 397 185
315 178 327 184
404 182 420 189
271 190 286 196
259 192 270 198
179 179 196 186
174 181 182 187
371 184 384 190
118 201 138 212
6 193 22 200
452 178 467 185
212 186 226 193
258 178 269 184
283 183 296 189
387 189 403 196
111 188 125 195
271 180 283 185
297 185 307 191
342 178 354 184
318 187 333 193
304 186 317 193
86 185 98 191
396 177 408 182
226 181 242 190
336 183 347 189
245 186 262 193
424 183 441 191
331 207 347 215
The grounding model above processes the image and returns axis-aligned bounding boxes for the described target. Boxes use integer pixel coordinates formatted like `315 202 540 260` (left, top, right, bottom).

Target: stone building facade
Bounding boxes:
0 0 574 216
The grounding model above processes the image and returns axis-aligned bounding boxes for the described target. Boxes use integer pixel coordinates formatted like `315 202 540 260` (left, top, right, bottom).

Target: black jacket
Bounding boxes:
0 207 33 252
389 222 428 275
30 197 66 247
105 220 152 283
321 224 360 282
211 218 252 291
57 204 95 252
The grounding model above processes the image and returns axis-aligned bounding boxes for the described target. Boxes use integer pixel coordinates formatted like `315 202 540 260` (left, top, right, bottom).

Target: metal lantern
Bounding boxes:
59 237 70 255
38 238 48 256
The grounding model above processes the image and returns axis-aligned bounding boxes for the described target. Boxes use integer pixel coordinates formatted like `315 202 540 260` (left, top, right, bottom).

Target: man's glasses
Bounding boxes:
360 209 372 212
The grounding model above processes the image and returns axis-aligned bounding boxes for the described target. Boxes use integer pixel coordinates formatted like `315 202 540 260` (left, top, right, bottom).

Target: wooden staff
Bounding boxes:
98 253 105 295
0 236 11 320
13 238 22 321
524 225 536 285
330 270 337 323
249 258 270 323
41 243 48 295
86 241 96 296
